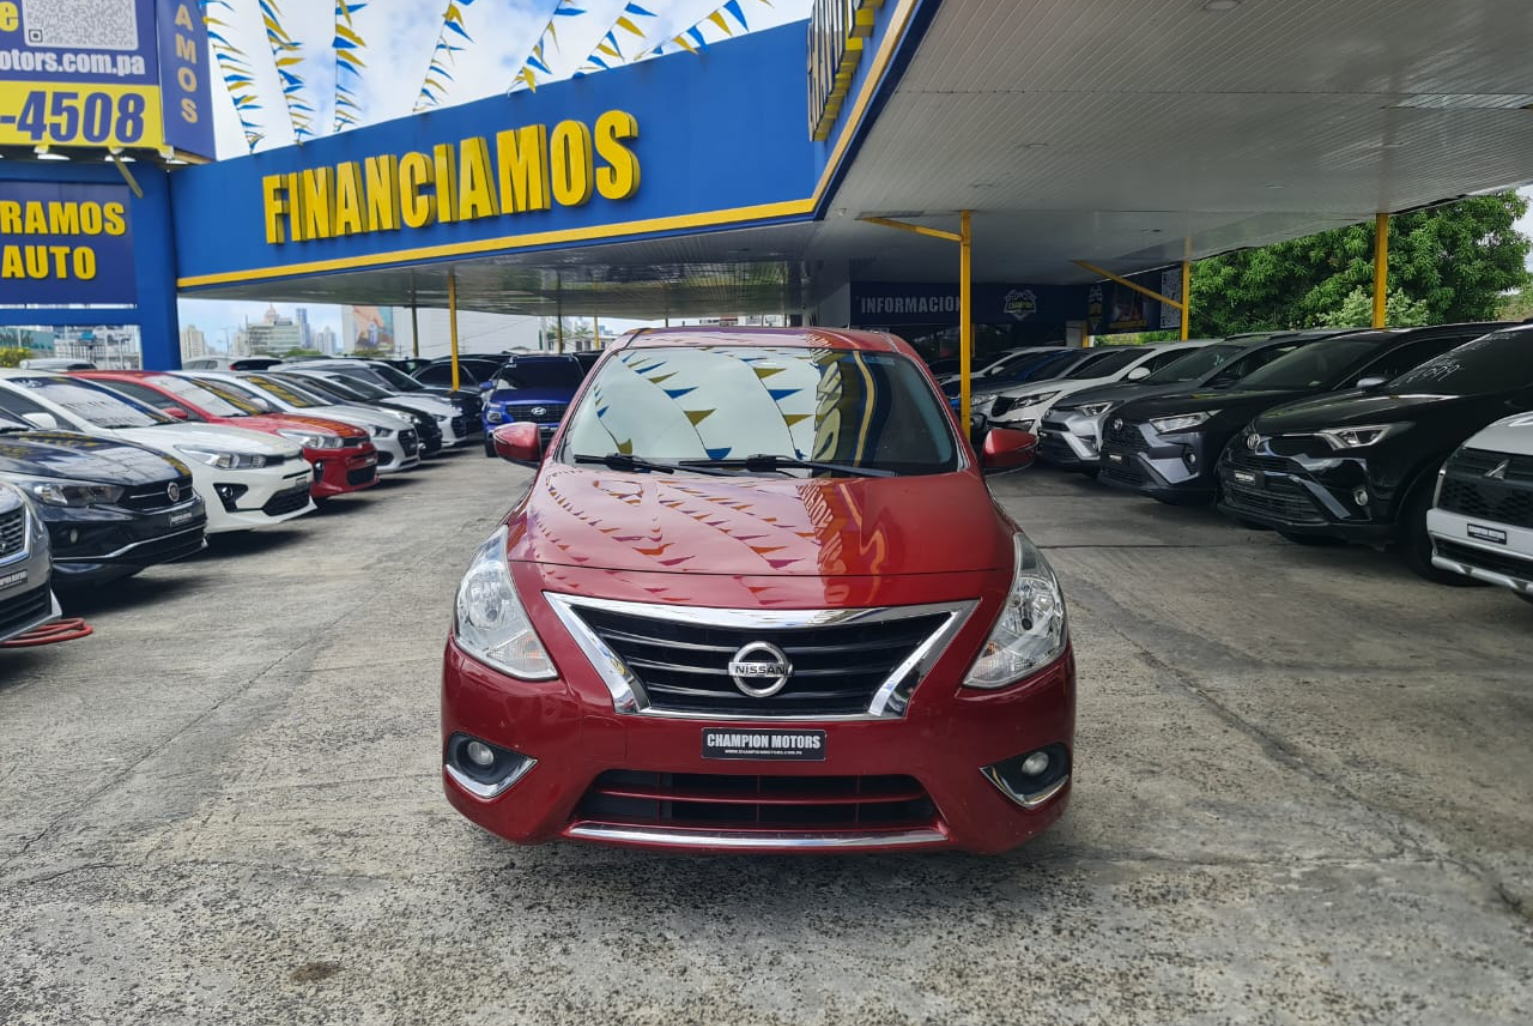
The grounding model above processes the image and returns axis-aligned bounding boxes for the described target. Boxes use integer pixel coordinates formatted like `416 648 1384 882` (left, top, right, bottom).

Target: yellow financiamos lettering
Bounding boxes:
262 111 640 245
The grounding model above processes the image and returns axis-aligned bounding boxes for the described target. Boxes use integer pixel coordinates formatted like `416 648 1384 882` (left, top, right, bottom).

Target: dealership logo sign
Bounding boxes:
1004 289 1038 322
727 641 793 698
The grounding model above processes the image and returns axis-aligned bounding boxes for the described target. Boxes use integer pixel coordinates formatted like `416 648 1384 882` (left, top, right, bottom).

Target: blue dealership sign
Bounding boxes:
0 179 136 305
851 282 1092 327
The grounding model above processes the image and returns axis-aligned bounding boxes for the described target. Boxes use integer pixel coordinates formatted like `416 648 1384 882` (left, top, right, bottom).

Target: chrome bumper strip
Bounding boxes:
566 823 949 850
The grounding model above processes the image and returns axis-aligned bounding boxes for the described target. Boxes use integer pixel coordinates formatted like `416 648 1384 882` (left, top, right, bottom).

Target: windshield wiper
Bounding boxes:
681 454 896 478
571 453 741 477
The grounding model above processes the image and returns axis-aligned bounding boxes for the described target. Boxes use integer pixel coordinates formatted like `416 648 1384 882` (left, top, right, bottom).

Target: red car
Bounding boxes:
76 371 379 500
442 327 1073 854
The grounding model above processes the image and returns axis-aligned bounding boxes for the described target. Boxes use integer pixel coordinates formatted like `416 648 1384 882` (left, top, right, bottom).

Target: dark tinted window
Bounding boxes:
496 359 585 389
1231 339 1385 390
243 374 327 409
1386 331 1533 394
1065 348 1144 379
103 379 206 420
563 347 957 475
1142 344 1241 384
2 377 172 428
1357 336 1475 385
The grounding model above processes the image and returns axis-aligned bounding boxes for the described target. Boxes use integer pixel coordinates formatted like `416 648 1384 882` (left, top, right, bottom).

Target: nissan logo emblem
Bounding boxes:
727 641 793 698
166 482 181 503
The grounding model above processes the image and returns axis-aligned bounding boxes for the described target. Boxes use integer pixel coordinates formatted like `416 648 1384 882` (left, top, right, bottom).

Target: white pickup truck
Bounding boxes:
1428 412 1533 604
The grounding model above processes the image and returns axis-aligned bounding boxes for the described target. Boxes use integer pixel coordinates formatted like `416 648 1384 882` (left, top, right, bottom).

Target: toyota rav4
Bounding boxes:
441 328 1072 854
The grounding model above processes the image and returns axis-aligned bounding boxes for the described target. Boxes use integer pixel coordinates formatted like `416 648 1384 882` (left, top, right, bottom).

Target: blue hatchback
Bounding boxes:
480 355 589 455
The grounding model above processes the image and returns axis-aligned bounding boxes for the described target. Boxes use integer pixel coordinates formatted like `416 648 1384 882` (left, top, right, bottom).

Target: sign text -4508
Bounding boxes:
0 85 162 149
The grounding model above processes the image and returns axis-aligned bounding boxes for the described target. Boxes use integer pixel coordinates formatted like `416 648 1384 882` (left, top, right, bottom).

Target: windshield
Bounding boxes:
243 374 326 409
1232 338 1385 391
496 359 586 390
7 376 173 428
311 374 389 400
1143 344 1242 384
149 374 258 417
1385 331 1533 394
1066 348 1143 379
366 363 426 391
562 347 958 476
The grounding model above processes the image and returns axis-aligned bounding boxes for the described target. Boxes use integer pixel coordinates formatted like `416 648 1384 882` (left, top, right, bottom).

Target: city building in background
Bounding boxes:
181 325 208 360
242 305 304 356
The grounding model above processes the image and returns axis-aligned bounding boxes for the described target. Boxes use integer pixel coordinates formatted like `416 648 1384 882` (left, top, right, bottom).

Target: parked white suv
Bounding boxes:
1428 412 1533 604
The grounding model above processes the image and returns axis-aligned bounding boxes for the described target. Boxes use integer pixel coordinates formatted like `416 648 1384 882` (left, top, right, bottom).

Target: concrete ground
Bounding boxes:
0 455 1529 1025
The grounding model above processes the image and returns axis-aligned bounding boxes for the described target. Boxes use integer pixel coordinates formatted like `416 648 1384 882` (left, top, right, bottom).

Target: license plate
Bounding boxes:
1468 524 1508 545
702 728 826 762
1106 452 1123 464
1232 469 1259 486
0 569 27 593
169 509 199 526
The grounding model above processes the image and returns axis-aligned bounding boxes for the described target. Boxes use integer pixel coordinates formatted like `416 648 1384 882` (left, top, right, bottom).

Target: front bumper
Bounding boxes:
1098 420 1222 503
1 508 59 641
1215 450 1395 541
309 446 379 498
1036 410 1105 470
37 498 207 583
372 432 421 475
201 461 317 534
442 567 1076 855
1428 509 1533 596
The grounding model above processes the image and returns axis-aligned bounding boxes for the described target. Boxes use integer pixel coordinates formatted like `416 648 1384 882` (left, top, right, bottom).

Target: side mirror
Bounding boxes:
981 428 1037 473
1126 365 1151 381
21 412 58 431
163 406 191 420
492 422 542 465
1356 375 1387 390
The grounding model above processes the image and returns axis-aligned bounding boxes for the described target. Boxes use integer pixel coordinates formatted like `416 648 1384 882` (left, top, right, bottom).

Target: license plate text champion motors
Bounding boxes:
702 728 827 761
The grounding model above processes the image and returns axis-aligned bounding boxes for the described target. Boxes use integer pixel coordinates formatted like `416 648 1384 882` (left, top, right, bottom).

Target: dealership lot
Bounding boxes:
0 456 1529 1025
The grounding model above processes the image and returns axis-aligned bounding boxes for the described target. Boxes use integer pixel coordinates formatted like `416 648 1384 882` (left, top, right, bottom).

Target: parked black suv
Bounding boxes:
1217 324 1533 578
0 414 207 584
1039 330 1351 473
1099 323 1508 504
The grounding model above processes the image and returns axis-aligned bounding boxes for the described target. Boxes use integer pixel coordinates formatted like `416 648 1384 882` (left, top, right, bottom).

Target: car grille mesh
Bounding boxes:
0 585 50 638
1438 449 1533 529
1102 418 1151 453
504 402 569 424
570 605 950 717
0 508 24 558
119 474 196 513
574 771 937 833
1435 539 1533 581
261 486 310 518
1037 432 1075 461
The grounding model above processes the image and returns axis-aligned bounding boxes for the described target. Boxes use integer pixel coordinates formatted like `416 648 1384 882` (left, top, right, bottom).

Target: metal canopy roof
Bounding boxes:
191 0 1533 316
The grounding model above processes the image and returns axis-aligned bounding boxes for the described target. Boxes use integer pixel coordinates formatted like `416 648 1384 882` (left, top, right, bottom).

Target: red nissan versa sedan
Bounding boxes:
442 328 1073 853
75 371 380 500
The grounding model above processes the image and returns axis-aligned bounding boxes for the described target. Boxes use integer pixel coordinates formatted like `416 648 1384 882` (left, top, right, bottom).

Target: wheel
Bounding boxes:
1279 532 1345 546
1396 467 1484 586
483 436 496 457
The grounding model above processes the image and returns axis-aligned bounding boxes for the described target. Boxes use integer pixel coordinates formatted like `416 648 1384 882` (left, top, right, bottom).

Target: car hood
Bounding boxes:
1121 388 1307 422
508 465 1014 577
0 430 184 484
1252 390 1474 433
487 386 578 405
115 423 301 457
229 413 365 439
313 404 413 430
1462 411 1533 454
1054 380 1189 411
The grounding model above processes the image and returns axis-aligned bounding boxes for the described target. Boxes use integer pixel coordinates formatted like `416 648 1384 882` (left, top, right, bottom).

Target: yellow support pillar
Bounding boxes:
593 314 601 350
1373 212 1389 329
1180 258 1191 341
959 210 973 432
448 269 461 391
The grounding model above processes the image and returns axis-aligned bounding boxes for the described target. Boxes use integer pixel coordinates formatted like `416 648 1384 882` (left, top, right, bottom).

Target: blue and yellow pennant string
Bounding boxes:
572 3 657 77
332 1 369 132
414 0 480 113
648 0 764 58
257 0 315 142
201 0 265 152
507 0 588 95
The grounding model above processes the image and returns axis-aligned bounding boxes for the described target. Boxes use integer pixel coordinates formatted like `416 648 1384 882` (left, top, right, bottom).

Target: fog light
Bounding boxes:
445 733 536 799
982 744 1071 809
1352 487 1369 506
67 529 79 545
1187 452 1199 467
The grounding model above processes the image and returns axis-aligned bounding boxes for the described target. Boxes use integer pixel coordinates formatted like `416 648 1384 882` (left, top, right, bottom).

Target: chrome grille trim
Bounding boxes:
544 593 976 721
565 823 948 850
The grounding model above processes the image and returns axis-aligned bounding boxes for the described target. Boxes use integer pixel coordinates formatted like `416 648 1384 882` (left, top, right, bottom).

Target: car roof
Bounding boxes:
614 326 906 353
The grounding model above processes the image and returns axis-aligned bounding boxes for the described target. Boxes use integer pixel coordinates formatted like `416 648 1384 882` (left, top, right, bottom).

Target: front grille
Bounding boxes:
261 486 310 518
401 430 419 456
1437 476 1533 529
573 771 936 833
1102 418 1151 453
1100 459 1146 486
990 397 1016 417
0 507 24 558
1448 447 1533 482
451 414 470 437
1435 539 1533 582
346 465 377 486
107 526 206 568
0 585 51 638
119 475 195 512
455 394 483 422
1038 432 1077 462
1224 449 1293 474
1220 473 1326 524
566 602 956 717
504 402 569 424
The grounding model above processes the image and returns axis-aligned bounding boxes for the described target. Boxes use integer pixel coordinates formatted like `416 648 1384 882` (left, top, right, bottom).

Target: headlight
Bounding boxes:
454 526 556 680
371 426 395 439
176 446 269 470
434 413 451 423
964 534 1068 689
486 408 505 424
1076 402 1115 418
1008 391 1061 410
1150 411 1217 434
276 429 344 450
1315 423 1407 450
15 478 125 507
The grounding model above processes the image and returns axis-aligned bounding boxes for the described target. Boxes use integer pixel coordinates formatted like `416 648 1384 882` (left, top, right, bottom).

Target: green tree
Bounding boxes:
0 347 27 369
1328 287 1432 329
283 347 323 358
1498 281 1533 322
1190 193 1530 335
